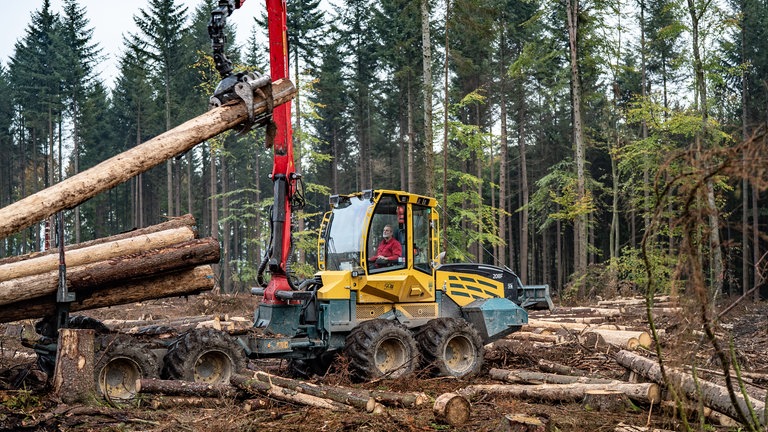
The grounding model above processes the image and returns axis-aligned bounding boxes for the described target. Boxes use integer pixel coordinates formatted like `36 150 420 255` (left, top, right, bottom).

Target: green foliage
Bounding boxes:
616 245 678 295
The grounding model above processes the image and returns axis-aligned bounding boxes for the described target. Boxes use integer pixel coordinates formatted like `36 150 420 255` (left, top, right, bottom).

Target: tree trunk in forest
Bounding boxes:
566 0 588 283
408 80 415 193
615 350 765 427
687 0 723 298
422 0 434 196
518 84 529 284
222 156 231 294
499 87 508 267
0 80 296 240
53 328 95 404
442 2 451 250
0 265 215 324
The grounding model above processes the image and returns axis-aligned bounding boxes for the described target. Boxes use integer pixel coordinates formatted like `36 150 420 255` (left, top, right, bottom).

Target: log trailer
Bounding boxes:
1 0 552 399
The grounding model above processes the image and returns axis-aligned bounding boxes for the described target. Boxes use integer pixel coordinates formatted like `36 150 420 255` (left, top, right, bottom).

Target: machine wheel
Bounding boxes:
415 318 484 378
344 319 419 380
95 335 160 400
162 328 245 384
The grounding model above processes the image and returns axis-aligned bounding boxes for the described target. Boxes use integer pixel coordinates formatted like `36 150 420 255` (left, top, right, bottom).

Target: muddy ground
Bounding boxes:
1 292 766 432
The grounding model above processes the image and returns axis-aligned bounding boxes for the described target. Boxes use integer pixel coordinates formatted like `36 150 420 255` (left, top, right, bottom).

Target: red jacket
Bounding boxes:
374 237 402 261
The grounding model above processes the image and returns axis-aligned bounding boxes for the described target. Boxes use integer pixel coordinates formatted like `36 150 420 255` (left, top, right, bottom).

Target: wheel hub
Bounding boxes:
194 350 233 383
443 335 475 375
99 357 141 400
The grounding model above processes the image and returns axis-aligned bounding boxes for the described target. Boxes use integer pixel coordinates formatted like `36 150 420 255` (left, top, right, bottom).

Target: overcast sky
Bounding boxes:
0 0 261 86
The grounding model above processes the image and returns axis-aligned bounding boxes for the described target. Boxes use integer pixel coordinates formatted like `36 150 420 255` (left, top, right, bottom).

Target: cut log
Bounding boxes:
579 330 651 350
597 296 671 306
489 368 616 385
537 359 588 377
582 390 631 412
0 226 197 284
0 214 197 266
136 378 242 398
0 79 296 240
433 392 471 426
0 265 215 324
230 374 356 412
507 333 564 344
614 350 766 427
53 328 96 404
458 382 660 405
0 237 219 307
251 371 376 412
369 389 430 407
498 414 549 432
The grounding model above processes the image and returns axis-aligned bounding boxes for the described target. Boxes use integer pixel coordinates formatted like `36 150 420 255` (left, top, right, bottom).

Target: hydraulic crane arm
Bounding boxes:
209 0 299 303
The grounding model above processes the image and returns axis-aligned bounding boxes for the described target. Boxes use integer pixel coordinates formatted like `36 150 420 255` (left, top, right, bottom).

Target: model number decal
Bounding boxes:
491 273 503 280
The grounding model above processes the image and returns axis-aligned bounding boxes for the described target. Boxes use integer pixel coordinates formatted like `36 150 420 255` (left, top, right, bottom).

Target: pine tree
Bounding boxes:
130 0 192 217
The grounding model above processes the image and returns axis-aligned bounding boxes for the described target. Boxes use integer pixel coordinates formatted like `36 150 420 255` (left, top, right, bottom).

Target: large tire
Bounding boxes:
95 335 160 400
344 319 419 380
162 328 246 384
416 318 484 378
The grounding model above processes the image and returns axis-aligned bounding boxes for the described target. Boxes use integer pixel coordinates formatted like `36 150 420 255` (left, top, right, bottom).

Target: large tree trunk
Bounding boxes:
566 0 588 281
614 350 766 427
421 0 434 195
0 79 296 240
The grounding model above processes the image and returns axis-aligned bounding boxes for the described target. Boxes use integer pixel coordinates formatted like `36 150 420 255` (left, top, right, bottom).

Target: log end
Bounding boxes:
433 392 471 426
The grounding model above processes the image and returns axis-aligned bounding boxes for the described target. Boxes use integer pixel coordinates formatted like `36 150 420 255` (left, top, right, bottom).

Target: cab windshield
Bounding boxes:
324 196 370 271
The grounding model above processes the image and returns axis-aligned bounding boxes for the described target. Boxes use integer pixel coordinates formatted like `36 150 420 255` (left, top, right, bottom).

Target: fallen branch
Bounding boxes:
251 371 376 412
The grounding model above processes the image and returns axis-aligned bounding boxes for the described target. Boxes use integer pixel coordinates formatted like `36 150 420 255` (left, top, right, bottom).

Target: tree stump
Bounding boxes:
583 390 631 412
53 328 96 404
498 414 550 432
433 392 471 426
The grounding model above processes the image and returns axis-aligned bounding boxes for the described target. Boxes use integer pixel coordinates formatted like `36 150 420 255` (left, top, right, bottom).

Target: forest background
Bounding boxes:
0 0 765 301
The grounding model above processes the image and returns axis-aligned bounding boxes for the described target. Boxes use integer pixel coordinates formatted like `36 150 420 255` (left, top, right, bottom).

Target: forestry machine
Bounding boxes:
29 0 552 400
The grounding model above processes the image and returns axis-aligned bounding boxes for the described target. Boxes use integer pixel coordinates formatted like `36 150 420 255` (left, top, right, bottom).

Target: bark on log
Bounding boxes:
0 237 219 307
252 371 376 412
433 393 471 426
53 328 96 404
498 414 550 432
614 350 766 427
369 389 430 408
538 359 588 377
489 368 616 385
230 374 356 412
548 307 623 317
0 79 296 240
582 390 631 412
136 378 243 398
458 382 660 404
0 215 197 266
0 265 214 324
507 333 564 344
0 226 196 283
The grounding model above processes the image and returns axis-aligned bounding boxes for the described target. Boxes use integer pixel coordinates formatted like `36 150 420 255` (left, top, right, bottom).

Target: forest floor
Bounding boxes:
0 291 766 432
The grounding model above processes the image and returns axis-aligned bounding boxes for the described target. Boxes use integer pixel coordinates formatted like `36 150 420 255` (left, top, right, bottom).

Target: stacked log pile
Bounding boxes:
0 216 219 324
